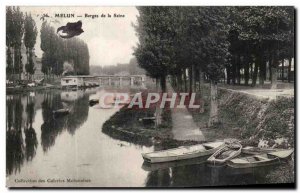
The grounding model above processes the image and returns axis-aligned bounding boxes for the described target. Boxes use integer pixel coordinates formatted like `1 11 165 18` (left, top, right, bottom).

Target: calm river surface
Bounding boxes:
6 87 278 187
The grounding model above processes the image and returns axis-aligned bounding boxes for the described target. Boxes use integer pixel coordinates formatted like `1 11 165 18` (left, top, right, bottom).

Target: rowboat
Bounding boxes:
227 149 294 168
141 141 225 163
242 146 281 155
142 156 208 171
207 142 242 165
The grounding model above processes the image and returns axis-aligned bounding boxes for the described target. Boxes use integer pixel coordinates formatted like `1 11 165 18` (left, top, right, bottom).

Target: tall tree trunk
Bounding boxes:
232 60 236 85
244 62 249 86
208 80 218 127
172 75 176 88
281 59 285 82
271 67 278 89
160 76 166 92
226 66 231 84
271 56 278 89
237 55 241 85
189 67 192 93
269 58 272 81
199 67 204 96
288 58 292 82
259 57 265 86
177 73 182 91
251 62 258 87
183 69 187 92
192 64 196 92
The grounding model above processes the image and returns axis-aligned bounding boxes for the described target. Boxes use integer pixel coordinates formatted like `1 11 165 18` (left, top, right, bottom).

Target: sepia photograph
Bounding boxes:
5 6 295 188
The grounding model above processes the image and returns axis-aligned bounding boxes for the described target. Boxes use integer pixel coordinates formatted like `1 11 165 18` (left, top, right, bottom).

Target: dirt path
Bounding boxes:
167 84 205 142
219 86 294 100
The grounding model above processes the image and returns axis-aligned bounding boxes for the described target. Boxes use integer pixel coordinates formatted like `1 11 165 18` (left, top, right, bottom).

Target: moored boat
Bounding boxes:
227 149 294 168
242 146 281 155
207 142 242 165
142 141 224 163
142 156 208 171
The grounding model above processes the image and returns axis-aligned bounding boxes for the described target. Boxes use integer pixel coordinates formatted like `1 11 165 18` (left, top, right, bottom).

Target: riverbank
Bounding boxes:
101 82 294 148
6 84 61 94
102 91 200 148
101 82 294 183
191 84 294 184
101 81 202 147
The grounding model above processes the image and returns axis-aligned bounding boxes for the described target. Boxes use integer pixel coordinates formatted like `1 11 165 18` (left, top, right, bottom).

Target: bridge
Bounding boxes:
61 75 146 88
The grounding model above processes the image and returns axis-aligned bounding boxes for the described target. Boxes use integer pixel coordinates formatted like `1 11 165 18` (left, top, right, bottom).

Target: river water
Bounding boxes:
6 87 279 187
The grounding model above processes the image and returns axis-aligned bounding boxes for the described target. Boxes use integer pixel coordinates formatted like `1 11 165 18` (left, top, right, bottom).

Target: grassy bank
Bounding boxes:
102 103 200 148
189 85 294 184
218 88 294 148
188 85 294 149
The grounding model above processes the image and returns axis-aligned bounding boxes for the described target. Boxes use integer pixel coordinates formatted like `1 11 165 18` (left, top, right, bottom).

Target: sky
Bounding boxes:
20 6 139 67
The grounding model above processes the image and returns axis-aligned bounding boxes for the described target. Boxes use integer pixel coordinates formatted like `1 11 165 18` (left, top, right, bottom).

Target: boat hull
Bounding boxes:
227 159 280 168
142 142 224 163
207 143 242 165
227 149 294 168
142 156 208 171
143 149 215 163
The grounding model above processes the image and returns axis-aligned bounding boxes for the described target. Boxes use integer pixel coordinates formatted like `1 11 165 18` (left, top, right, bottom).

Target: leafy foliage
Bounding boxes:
40 22 90 75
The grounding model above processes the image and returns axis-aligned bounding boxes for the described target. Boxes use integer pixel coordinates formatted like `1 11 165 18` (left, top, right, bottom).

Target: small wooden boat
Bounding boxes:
242 146 281 155
142 156 208 171
207 142 242 165
53 108 69 116
142 141 224 163
227 149 294 168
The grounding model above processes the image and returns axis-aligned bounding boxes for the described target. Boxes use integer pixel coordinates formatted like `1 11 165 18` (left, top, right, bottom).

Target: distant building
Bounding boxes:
61 76 85 88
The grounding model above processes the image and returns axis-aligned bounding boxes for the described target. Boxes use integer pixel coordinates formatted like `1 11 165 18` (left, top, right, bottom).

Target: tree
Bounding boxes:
24 13 38 79
40 21 90 77
197 7 229 126
134 7 178 91
7 7 24 80
234 7 294 88
6 7 14 76
13 7 24 79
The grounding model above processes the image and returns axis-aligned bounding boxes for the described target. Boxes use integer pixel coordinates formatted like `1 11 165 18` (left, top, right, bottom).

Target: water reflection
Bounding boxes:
24 99 38 161
41 93 65 152
41 91 89 151
6 89 91 175
143 159 283 187
6 88 287 187
6 95 25 175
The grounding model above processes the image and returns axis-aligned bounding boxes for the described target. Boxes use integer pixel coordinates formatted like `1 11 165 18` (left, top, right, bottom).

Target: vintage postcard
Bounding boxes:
6 6 295 188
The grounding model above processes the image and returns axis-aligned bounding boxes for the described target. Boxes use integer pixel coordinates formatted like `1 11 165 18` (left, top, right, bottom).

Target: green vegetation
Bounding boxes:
24 13 38 79
40 22 90 76
134 7 294 127
6 6 90 82
6 7 24 79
